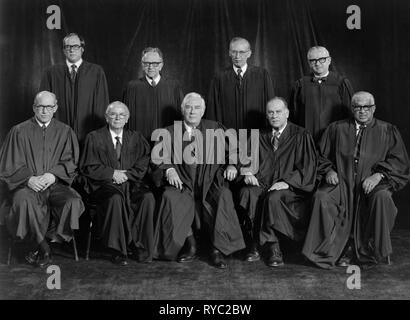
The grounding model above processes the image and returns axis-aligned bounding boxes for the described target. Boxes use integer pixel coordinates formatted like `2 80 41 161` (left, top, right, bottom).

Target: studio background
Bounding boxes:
1 0 409 226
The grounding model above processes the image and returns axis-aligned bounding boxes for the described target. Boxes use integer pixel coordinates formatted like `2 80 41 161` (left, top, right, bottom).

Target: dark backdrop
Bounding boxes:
1 0 409 226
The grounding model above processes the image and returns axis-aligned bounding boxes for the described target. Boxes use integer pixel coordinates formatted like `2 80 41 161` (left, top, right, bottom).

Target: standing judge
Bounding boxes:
123 47 184 139
303 92 410 269
0 91 84 267
207 37 275 130
80 102 155 266
291 46 353 141
40 33 109 142
239 97 317 267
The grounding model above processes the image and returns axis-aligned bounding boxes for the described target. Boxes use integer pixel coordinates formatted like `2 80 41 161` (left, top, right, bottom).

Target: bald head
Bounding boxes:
33 91 57 106
105 101 130 131
307 46 330 59
351 91 375 106
32 91 58 124
307 46 331 77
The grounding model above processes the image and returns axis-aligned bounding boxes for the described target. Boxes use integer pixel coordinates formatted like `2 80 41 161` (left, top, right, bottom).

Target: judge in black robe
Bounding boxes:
122 47 184 139
238 97 317 266
39 33 109 142
152 93 245 269
79 101 155 265
290 46 353 142
0 91 84 266
303 92 410 269
207 37 274 130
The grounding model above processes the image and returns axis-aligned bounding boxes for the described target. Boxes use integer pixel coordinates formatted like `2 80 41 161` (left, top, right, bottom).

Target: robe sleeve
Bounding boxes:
290 80 303 126
371 125 410 191
95 67 110 120
281 131 318 192
0 126 33 190
125 133 151 182
317 123 338 179
79 133 115 182
47 127 79 185
339 77 354 118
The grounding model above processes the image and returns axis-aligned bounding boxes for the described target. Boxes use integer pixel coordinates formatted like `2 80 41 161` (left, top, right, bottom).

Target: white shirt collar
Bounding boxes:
314 71 329 78
109 128 123 146
233 64 248 75
145 75 161 86
35 118 51 128
66 59 83 70
272 122 287 136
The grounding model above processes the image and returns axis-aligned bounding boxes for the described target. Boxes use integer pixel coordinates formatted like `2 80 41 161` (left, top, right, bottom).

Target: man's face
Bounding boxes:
141 52 163 79
105 105 129 130
182 97 205 127
33 94 58 124
352 97 376 125
308 48 331 77
63 35 84 63
229 40 251 68
266 100 289 130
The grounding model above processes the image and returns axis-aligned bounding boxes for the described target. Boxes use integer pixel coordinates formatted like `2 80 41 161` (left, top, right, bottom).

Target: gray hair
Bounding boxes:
352 91 375 106
229 37 251 51
105 101 130 115
307 46 330 58
181 92 206 112
63 33 85 48
141 47 164 61
267 96 288 110
33 91 57 106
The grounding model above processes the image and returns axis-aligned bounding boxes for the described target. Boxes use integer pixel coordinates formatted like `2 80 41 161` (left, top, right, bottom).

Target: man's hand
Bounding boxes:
38 173 56 190
268 181 289 191
113 170 128 185
27 176 47 192
166 168 183 190
224 165 237 181
326 170 339 185
362 173 383 194
244 174 260 186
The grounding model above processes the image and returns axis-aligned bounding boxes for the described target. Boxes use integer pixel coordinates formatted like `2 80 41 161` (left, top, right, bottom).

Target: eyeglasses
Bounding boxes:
229 50 250 56
34 105 56 112
142 61 163 68
308 57 329 65
64 45 82 51
106 113 129 119
352 105 375 112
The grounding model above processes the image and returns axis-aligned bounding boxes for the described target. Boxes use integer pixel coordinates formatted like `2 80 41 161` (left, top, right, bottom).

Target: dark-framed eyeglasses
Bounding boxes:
352 105 375 112
63 44 82 51
142 61 163 68
34 105 56 112
308 57 329 65
106 113 129 119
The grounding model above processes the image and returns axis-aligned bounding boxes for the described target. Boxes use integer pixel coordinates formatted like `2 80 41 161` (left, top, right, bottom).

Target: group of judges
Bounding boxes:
0 33 409 270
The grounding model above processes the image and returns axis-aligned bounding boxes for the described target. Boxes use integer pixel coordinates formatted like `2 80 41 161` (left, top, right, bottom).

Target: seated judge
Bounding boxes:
238 97 317 267
79 101 155 266
152 92 245 269
303 91 410 269
0 91 84 267
123 47 184 139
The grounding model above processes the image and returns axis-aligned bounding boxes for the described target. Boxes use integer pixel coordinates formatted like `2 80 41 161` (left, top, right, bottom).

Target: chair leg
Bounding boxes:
72 234 79 261
7 241 12 266
387 255 391 265
85 220 92 261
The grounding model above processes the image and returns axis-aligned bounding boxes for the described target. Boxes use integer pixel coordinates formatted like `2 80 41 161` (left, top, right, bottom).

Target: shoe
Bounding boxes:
244 244 260 262
336 245 354 267
111 254 128 266
130 248 152 263
38 252 52 268
266 242 284 267
177 236 197 263
25 250 40 265
209 249 227 269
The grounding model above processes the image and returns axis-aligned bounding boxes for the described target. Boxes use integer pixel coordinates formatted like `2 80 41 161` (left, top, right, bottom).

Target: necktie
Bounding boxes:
271 131 280 151
151 79 156 87
70 64 77 82
115 136 121 160
237 68 243 86
312 76 327 84
42 124 47 137
354 125 366 162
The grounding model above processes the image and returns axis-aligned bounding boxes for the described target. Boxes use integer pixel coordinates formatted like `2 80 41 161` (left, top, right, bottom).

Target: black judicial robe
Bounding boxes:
40 61 109 142
291 71 353 141
79 126 154 257
152 119 245 259
207 65 275 130
239 122 317 243
0 118 83 242
302 119 410 268
122 77 184 139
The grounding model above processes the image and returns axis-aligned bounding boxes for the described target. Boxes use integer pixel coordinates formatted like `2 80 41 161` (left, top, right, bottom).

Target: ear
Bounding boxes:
53 104 58 113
